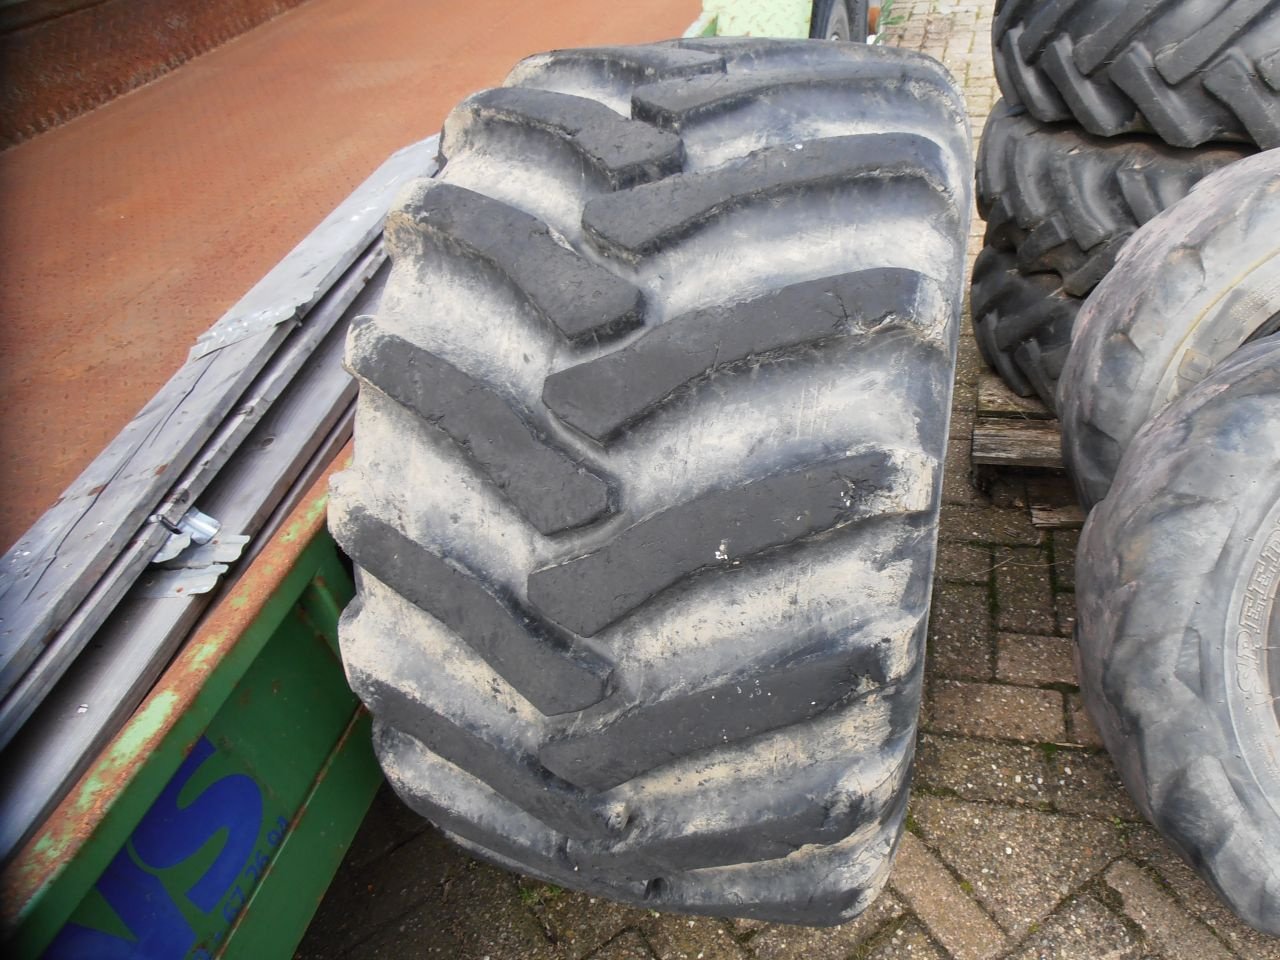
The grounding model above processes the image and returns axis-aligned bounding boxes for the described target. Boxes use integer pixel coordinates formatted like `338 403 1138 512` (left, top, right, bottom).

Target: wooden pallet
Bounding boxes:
969 375 1085 530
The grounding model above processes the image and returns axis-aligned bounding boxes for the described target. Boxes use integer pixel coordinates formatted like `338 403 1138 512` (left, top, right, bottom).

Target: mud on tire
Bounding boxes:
1075 334 1280 935
329 39 971 924
1059 150 1280 506
993 0 1280 148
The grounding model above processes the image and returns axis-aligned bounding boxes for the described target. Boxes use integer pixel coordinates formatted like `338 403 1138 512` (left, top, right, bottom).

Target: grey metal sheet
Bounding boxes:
0 135 437 700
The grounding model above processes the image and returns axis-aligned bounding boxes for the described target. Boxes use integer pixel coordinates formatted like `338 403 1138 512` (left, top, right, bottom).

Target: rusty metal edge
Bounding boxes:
0 445 353 932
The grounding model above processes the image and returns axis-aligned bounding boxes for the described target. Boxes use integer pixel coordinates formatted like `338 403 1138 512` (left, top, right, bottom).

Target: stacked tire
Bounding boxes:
973 0 1276 410
331 39 972 924
998 0 1280 937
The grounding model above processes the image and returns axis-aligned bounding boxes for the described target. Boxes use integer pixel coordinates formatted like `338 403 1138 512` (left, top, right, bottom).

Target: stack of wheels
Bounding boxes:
1072 332 1280 936
1052 100 1280 938
329 40 972 924
974 0 1280 410
973 101 1250 407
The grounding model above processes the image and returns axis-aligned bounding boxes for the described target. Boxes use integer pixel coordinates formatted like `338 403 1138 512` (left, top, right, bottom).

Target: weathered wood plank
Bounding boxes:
971 417 1064 470
1027 476 1086 529
977 373 1053 419
0 306 364 862
0 252 387 750
0 136 437 701
1030 503 1086 529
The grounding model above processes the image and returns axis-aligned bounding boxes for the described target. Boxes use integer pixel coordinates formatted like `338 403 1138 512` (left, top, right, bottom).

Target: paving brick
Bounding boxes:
913 797 1125 938
1049 530 1078 592
297 826 473 958
938 541 992 584
889 831 1007 960
638 915 747 960
524 885 649 960
1103 860 1234 960
1126 827 1280 960
928 583 994 681
350 861 559 960
940 505 1042 546
996 634 1077 687
748 892 903 960
862 918 947 960
915 733 1051 808
944 436 987 506
1065 694 1104 749
927 680 1066 742
994 547 1057 636
587 930 657 960
1055 593 1077 638
1047 749 1141 821
1007 894 1143 960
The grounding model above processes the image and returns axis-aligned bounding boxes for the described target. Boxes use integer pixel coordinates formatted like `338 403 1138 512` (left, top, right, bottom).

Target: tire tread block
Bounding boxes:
396 181 645 343
993 0 1280 148
445 87 685 190
582 134 952 262
543 268 927 442
540 656 921 794
337 505 613 715
528 451 912 637
631 60 955 130
350 321 615 535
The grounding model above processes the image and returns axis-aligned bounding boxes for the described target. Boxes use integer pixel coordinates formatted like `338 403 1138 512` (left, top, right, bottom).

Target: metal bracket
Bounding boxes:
151 507 221 564
141 509 249 598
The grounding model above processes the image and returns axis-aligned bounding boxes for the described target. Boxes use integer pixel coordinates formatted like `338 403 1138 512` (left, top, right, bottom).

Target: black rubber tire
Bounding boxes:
1059 150 1280 507
978 100 1252 296
329 40 971 924
1075 334 1280 935
970 244 1080 410
992 0 1280 149
810 0 872 42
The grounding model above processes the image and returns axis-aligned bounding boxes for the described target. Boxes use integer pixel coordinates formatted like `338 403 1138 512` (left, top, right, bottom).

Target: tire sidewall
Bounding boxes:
1222 488 1280 819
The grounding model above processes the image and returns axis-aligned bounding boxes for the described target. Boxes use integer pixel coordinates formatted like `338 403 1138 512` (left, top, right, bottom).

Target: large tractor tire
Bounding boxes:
971 100 1250 409
992 0 1280 148
1074 333 1280 935
1058 150 1280 506
329 39 971 924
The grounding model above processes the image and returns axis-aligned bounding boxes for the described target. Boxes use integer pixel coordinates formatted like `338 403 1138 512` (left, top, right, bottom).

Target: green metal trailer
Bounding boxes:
2 463 380 959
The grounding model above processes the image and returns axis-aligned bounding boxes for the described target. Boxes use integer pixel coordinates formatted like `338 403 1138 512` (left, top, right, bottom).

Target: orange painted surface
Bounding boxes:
0 0 698 551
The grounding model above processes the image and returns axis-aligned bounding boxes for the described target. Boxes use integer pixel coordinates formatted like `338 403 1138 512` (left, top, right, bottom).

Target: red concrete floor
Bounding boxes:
0 0 698 551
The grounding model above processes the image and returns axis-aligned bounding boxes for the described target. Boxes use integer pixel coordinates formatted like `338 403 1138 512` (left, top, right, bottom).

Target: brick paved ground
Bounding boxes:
298 3 1280 957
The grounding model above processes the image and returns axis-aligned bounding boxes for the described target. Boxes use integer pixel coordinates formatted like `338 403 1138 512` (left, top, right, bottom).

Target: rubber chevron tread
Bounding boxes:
970 245 1080 409
441 87 686 190
583 134 951 262
1059 151 1280 505
972 101 1248 406
347 319 615 535
992 0 1280 148
331 38 971 923
543 268 927 441
390 181 645 343
978 102 1249 295
1075 337 1280 935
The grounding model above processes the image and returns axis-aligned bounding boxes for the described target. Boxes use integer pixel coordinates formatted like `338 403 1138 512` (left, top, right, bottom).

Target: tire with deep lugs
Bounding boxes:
1058 150 1280 506
978 100 1251 296
1075 334 1280 935
329 39 971 924
992 0 1280 148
